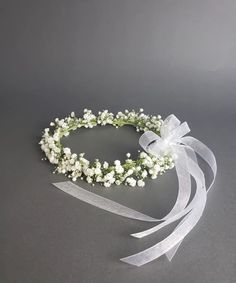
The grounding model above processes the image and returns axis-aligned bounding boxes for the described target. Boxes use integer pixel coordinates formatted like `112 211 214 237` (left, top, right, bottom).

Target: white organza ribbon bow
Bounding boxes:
53 114 217 266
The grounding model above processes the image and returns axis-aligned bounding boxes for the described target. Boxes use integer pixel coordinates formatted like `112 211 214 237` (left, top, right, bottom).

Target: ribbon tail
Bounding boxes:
165 227 183 261
181 136 217 191
166 137 217 260
165 145 200 260
163 151 192 219
131 149 192 238
52 181 158 222
121 154 207 266
166 141 217 261
130 146 196 261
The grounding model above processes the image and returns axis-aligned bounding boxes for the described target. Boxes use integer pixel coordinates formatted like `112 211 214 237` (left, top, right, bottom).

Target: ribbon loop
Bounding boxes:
139 131 161 152
161 114 180 138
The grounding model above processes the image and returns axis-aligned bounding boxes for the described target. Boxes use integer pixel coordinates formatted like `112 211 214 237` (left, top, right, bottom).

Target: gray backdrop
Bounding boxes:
1 1 236 282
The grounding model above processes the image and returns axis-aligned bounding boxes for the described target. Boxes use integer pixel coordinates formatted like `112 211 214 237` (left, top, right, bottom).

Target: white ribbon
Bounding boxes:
53 114 217 266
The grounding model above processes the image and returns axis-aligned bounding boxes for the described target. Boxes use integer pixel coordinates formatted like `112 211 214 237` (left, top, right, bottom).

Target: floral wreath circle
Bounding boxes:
39 109 174 187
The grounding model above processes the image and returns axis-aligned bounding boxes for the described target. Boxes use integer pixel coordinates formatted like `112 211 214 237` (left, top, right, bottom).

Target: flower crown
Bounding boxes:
39 109 174 187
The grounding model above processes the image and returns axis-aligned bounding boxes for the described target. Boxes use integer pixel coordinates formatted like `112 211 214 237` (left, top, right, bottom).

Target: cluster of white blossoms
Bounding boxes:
39 109 175 187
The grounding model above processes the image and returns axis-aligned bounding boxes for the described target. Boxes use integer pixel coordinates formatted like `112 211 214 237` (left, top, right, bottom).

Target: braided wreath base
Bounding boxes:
39 109 174 187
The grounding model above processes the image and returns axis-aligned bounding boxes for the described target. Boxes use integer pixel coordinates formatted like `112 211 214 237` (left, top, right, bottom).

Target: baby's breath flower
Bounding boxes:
86 176 93 183
63 147 71 155
104 182 111 188
141 170 148 178
94 167 102 175
103 161 109 169
137 180 145 187
114 160 121 166
84 168 94 177
127 169 134 176
115 165 124 174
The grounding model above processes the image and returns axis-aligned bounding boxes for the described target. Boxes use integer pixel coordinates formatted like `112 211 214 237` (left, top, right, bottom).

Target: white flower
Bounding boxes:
136 166 141 171
103 161 109 169
95 161 101 168
75 161 82 170
114 160 121 166
80 157 89 166
96 176 102 182
146 161 154 168
104 172 114 181
49 156 55 163
126 177 136 187
127 169 134 176
84 168 94 177
149 169 154 175
55 147 61 153
47 137 54 144
63 147 71 155
137 180 145 187
86 176 93 183
154 164 160 172
109 177 115 184
71 153 77 159
53 133 59 141
126 153 131 158
140 152 147 158
115 165 124 174
94 168 102 175
141 170 148 178
58 119 64 126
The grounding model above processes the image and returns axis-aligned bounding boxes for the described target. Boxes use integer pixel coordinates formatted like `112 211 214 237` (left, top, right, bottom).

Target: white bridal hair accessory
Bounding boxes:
52 113 217 266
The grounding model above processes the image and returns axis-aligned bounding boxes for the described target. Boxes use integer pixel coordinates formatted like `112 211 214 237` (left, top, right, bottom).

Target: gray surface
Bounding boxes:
1 0 236 282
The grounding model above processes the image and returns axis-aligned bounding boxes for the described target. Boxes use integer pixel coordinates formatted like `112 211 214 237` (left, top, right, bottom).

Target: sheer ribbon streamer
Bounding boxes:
53 114 217 266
